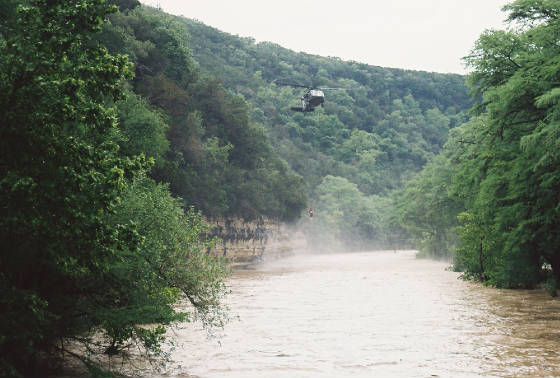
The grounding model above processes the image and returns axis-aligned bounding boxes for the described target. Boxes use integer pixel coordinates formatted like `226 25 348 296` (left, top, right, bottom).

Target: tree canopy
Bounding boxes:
100 5 307 221
396 0 560 293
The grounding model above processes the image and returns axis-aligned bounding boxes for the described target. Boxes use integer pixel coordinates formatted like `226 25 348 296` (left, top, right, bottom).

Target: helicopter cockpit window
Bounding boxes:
309 90 324 97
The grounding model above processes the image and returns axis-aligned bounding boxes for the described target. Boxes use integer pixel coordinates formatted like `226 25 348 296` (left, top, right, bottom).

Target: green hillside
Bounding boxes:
99 3 307 221
83 2 474 250
172 15 472 249
179 17 472 192
84 1 476 250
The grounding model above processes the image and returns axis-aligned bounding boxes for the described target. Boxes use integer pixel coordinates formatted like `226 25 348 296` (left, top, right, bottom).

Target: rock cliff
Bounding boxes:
206 217 306 266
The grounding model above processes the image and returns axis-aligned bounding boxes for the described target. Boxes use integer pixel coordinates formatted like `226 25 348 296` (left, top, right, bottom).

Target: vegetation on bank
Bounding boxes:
1 1 223 376
396 0 560 294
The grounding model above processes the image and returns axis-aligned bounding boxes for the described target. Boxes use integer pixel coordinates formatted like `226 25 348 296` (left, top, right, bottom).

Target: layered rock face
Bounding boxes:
207 218 306 266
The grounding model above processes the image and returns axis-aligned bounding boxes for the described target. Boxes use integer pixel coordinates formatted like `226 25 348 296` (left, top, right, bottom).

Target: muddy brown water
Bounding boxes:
159 250 560 378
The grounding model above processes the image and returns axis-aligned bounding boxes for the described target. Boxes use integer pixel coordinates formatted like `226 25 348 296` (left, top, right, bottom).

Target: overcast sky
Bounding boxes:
139 0 510 74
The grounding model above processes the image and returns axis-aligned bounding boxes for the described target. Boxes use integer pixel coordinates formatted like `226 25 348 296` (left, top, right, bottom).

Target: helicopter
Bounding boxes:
273 80 345 112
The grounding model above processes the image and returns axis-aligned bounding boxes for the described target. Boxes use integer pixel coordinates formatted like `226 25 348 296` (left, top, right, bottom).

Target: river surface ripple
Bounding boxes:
164 250 560 378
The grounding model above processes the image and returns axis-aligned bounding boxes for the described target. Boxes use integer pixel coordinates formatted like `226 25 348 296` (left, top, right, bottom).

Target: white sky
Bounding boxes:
139 0 510 74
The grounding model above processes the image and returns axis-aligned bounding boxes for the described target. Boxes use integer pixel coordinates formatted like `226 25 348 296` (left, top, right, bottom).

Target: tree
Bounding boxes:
396 154 463 259
115 89 170 166
307 176 391 251
103 175 228 360
0 0 137 374
0 1 228 375
451 0 560 289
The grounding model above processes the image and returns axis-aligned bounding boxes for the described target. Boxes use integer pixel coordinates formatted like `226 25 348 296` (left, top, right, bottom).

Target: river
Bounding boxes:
162 250 560 378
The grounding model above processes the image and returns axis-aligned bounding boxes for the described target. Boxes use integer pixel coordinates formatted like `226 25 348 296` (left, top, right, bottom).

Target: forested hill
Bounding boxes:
178 17 472 196
182 18 471 114
98 0 473 249
99 3 308 221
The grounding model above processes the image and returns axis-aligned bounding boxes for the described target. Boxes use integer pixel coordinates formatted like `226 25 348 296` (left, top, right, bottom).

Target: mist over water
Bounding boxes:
162 251 560 378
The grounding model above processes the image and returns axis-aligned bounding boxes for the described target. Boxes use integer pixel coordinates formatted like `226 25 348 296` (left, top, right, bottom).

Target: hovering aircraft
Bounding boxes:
273 80 345 112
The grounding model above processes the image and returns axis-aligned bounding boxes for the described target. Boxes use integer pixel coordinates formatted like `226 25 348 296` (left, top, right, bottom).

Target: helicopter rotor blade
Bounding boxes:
316 87 347 91
273 79 311 89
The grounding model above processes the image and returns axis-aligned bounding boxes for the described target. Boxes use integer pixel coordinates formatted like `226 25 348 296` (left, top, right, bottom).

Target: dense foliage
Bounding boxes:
397 0 560 293
100 5 307 221
0 1 228 376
